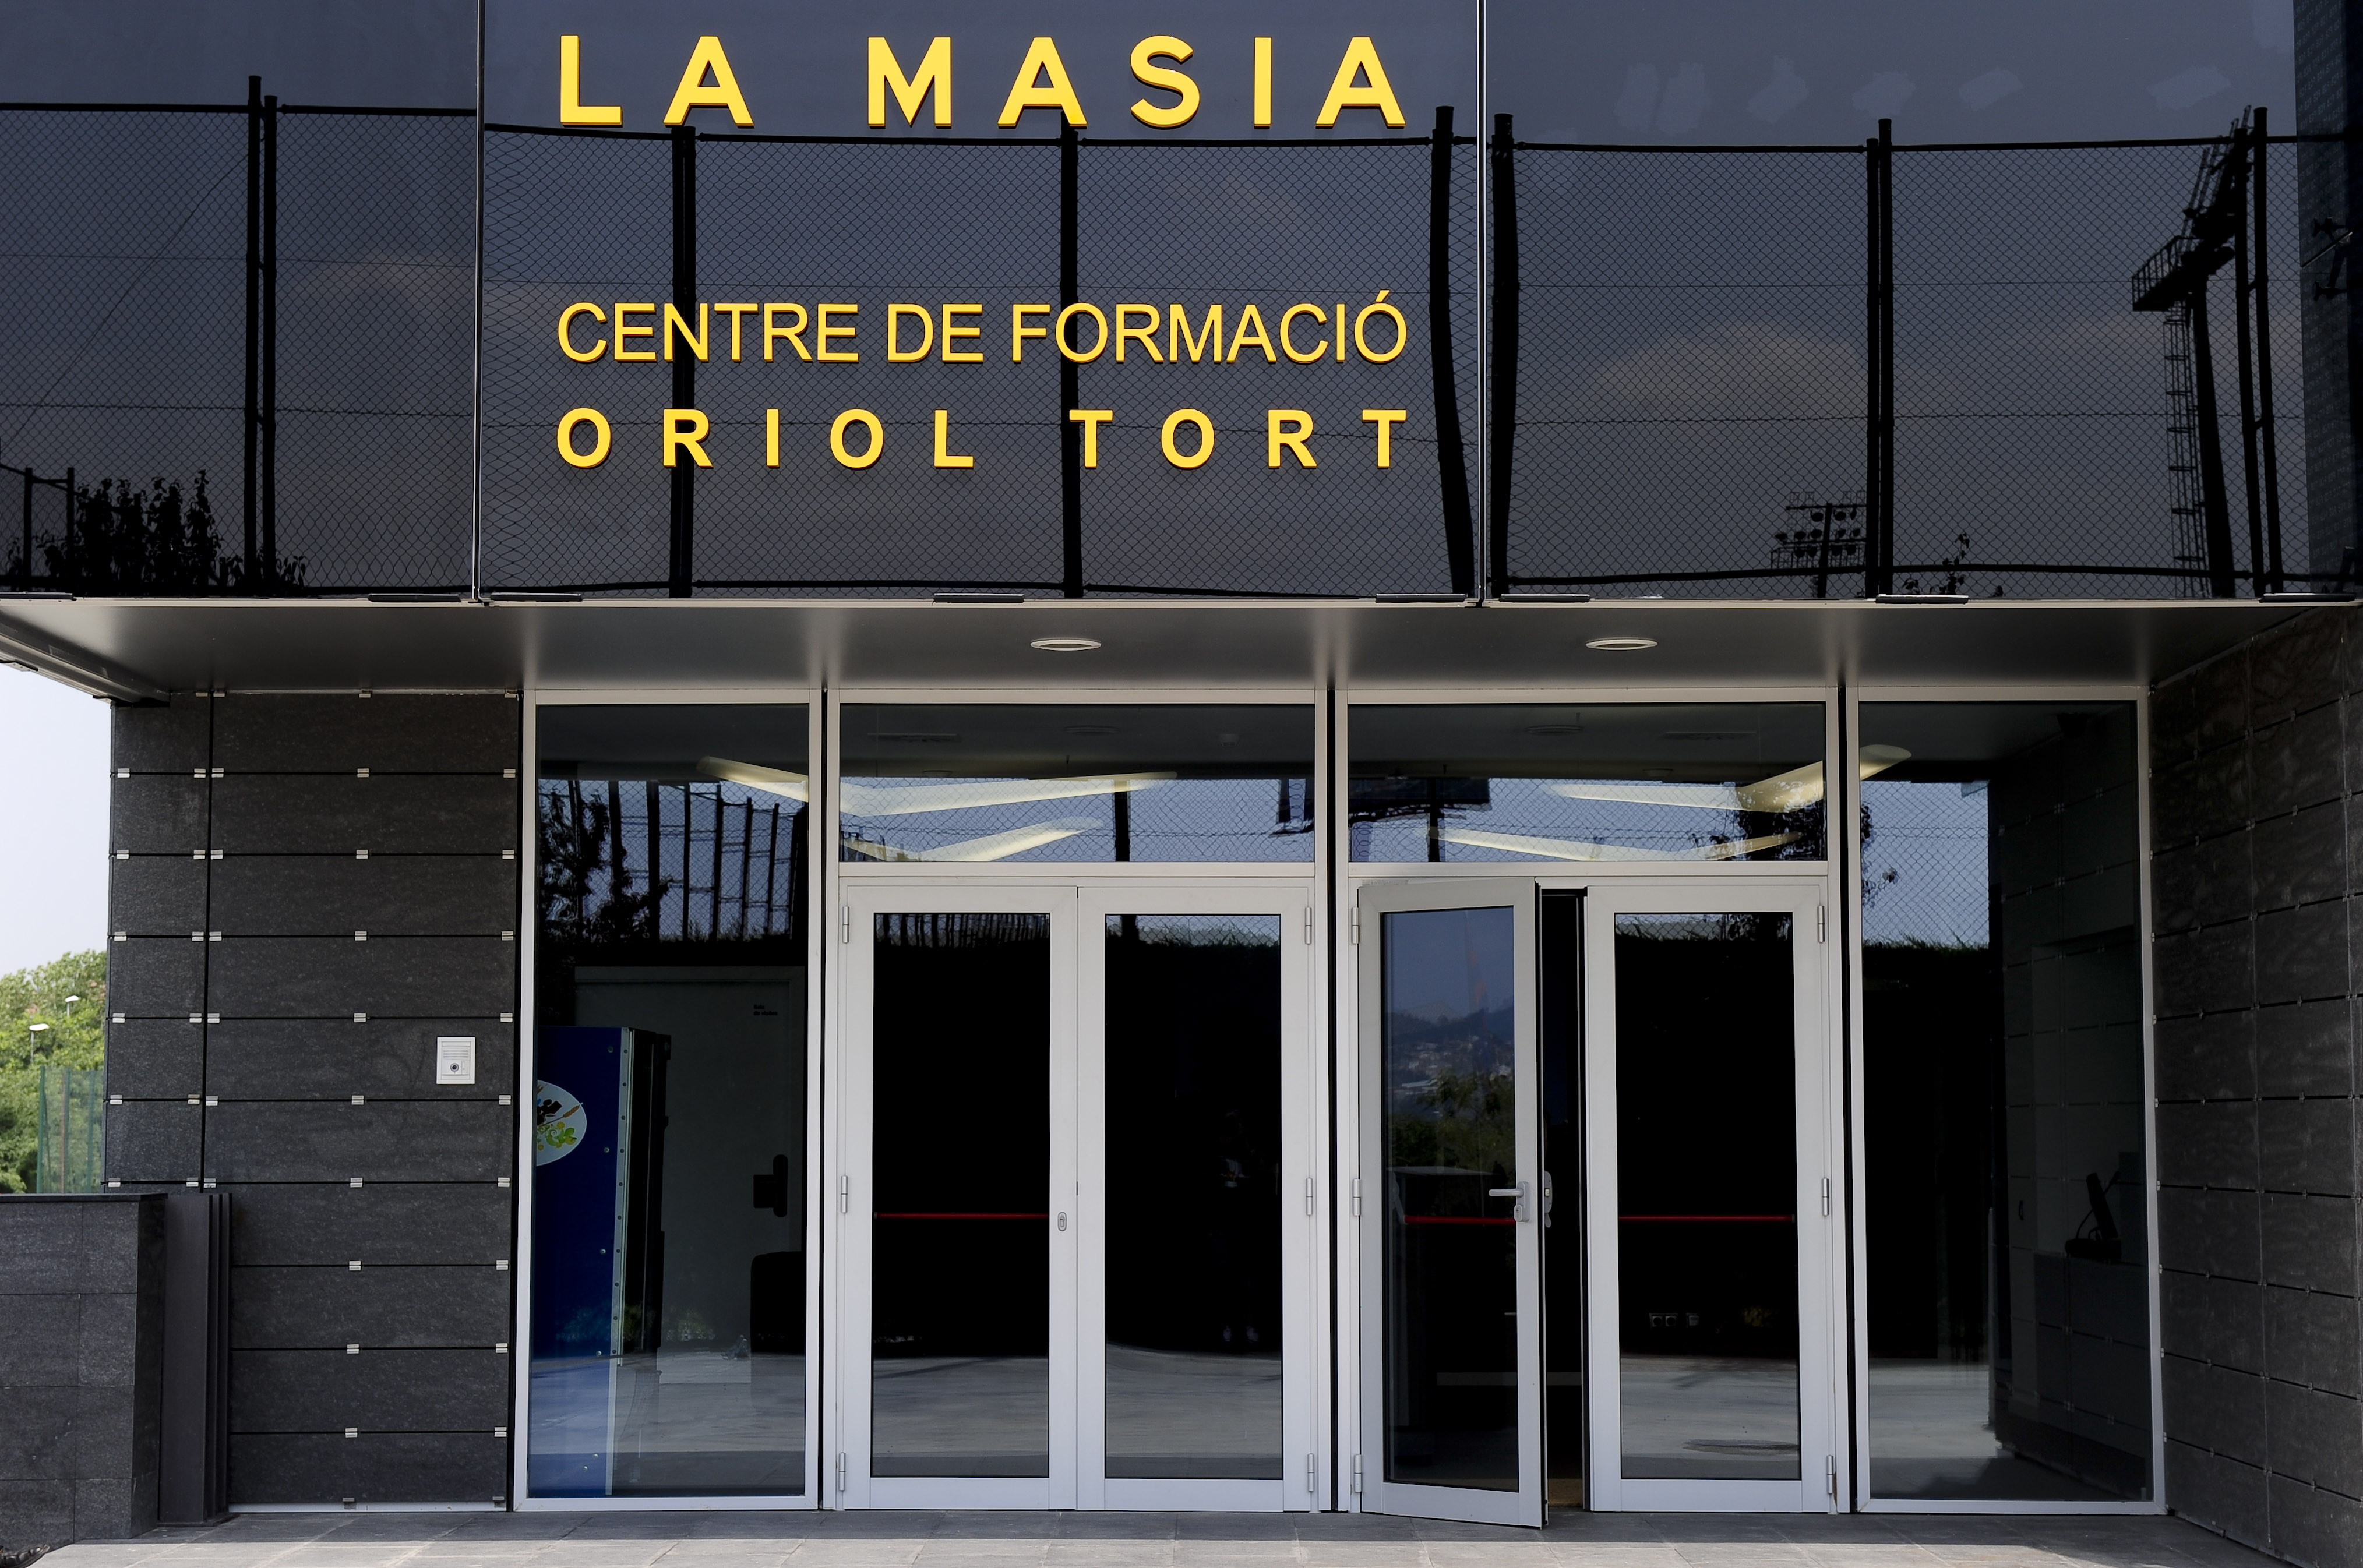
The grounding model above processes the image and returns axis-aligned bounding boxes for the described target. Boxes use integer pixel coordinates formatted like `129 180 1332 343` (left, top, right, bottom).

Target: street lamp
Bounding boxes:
28 1020 49 1062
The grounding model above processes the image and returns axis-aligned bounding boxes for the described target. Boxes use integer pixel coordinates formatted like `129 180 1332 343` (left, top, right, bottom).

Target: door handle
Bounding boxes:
1489 1181 1530 1221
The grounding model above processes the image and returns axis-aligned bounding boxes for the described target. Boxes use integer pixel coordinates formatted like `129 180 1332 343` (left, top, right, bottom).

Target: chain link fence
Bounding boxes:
0 98 2332 599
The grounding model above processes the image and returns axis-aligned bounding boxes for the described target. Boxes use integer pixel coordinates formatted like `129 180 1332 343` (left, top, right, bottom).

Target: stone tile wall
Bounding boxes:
104 694 520 1507
2152 609 2363 1567
0 1193 164 1546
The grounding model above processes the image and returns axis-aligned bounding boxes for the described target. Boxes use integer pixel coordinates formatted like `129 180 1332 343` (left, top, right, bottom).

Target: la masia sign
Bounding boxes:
480 2 1481 580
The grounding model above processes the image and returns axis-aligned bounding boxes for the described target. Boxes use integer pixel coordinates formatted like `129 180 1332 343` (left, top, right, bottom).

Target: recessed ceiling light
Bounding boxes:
1585 637 1657 652
1031 637 1101 652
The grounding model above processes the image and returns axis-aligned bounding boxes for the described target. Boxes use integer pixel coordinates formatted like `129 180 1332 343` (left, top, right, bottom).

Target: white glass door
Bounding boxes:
1581 880 1840 1512
837 880 1315 1511
1078 886 1319 1510
838 884 1080 1509
1354 878 1544 1527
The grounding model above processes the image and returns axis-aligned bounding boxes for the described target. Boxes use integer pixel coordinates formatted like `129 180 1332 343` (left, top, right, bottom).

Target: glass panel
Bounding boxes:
1103 914 1285 1479
1538 892 1585 1507
529 705 809 1498
1349 704 1828 864
1860 702 2150 1502
870 913 1052 1478
840 704 1313 863
1615 912 1800 1481
1381 906 1519 1491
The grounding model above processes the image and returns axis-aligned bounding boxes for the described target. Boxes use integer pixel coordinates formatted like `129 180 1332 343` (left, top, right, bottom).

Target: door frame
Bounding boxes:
1576 876 1843 1513
1352 876 1547 1527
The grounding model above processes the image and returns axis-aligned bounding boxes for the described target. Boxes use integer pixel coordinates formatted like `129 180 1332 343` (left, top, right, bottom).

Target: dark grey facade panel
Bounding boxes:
205 1019 516 1100
107 938 207 1016
230 1348 509 1432
211 695 520 774
2151 606 2363 1560
110 857 210 935
210 776 517 856
227 1433 507 1507
104 1101 203 1184
110 777 211 854
111 698 215 775
204 1102 510 1184
205 937 515 1017
230 1265 511 1349
208 855 515 935
229 1184 512 1267
104 1019 207 1100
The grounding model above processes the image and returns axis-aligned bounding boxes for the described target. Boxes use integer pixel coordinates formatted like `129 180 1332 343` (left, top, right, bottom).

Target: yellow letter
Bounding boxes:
1253 37 1272 128
1162 409 1214 468
1279 303 1328 364
1226 303 1275 363
887 303 935 362
1315 37 1404 128
816 303 859 362
869 36 951 128
764 303 810 362
716 302 757 361
663 302 709 362
559 36 622 127
662 408 712 468
665 36 753 127
1130 36 1200 128
557 408 610 468
613 303 655 361
766 408 780 467
933 409 974 468
1012 303 1051 361
1335 303 1347 361
999 37 1087 127
941 304 983 362
1169 303 1222 363
558 302 606 362
831 408 883 468
1362 408 1406 467
1355 291 1407 362
1068 408 1113 467
1058 302 1108 362
1268 409 1316 468
1115 305 1164 363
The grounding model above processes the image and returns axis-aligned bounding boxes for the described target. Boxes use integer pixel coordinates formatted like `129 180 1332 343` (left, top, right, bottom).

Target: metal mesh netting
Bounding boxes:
1500 137 2311 599
273 110 475 589
0 103 474 594
0 107 251 575
481 127 1479 597
1500 146 1865 597
1888 141 2306 599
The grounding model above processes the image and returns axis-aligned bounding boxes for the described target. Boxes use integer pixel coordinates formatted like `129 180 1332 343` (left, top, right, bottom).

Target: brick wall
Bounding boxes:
2151 608 2363 1567
104 694 520 1506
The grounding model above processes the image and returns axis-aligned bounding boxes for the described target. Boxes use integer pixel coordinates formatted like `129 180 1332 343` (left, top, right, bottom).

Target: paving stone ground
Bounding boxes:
39 1510 2283 1568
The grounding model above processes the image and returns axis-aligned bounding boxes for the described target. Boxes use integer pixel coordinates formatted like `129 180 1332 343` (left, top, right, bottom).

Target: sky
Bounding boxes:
0 669 112 976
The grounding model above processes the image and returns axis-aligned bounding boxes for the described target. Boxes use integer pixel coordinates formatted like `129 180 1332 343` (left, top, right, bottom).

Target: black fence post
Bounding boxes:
63 466 76 594
2233 115 2266 595
1060 124 1082 599
2192 276 2237 596
19 466 31 590
260 93 278 589
1487 113 1519 599
242 76 260 588
1429 105 1475 598
2253 107 2284 591
1864 119 1895 596
669 125 697 598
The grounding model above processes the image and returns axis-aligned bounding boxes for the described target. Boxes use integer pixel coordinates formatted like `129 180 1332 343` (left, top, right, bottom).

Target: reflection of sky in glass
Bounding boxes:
1860 781 1990 947
840 776 1313 864
537 776 802 941
1353 775 1825 864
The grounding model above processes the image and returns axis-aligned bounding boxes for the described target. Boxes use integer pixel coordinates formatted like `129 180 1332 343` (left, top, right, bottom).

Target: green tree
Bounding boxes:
0 949 108 1192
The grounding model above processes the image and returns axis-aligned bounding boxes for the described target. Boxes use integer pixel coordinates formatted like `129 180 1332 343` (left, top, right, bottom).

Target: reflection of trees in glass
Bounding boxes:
1391 1062 1515 1182
2 472 307 594
538 783 670 948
